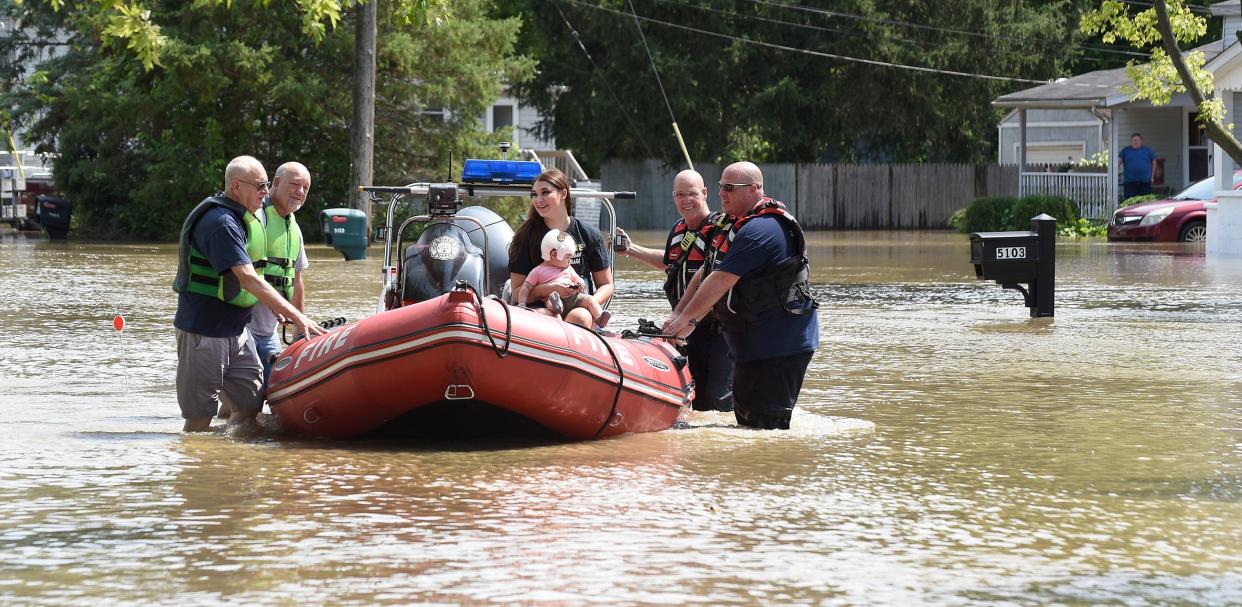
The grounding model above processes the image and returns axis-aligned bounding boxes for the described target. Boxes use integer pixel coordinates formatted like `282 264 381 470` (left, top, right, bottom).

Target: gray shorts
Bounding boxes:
175 329 263 420
560 292 588 318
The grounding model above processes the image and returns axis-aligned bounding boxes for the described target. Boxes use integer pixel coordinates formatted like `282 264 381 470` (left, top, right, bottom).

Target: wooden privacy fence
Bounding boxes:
602 160 1019 230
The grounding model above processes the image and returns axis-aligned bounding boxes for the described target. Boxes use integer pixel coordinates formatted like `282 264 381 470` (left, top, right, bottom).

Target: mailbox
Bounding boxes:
35 195 71 240
970 214 1055 317
320 208 368 261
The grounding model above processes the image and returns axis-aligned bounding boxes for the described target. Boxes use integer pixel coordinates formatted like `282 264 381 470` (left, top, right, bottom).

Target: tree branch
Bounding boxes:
1155 0 1242 164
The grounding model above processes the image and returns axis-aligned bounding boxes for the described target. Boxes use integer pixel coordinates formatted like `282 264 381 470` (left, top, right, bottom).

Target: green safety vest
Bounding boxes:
260 202 302 300
172 196 267 308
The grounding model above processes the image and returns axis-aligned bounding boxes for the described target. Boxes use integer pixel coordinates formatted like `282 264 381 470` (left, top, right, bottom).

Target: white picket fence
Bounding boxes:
1019 172 1112 220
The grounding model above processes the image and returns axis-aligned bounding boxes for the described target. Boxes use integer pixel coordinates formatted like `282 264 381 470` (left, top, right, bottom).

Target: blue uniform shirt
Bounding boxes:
173 200 256 337
1119 145 1156 183
716 215 819 362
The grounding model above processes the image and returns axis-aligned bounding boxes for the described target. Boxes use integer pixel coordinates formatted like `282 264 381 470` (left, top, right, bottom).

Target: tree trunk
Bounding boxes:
350 0 377 236
1155 0 1242 165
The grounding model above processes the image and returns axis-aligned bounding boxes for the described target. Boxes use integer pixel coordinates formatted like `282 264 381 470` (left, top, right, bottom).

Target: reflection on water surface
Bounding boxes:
1 229 1240 605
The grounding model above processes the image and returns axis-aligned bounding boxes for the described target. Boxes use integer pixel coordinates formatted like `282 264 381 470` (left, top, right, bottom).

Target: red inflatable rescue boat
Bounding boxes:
267 288 693 440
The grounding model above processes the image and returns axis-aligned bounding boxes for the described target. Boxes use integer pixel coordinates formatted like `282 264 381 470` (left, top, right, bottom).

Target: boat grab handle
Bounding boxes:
445 384 475 400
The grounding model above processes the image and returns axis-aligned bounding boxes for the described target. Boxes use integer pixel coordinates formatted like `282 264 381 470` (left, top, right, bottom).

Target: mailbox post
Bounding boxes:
970 213 1055 317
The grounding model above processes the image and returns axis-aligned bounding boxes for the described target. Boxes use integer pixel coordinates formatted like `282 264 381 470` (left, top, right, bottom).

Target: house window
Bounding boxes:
420 107 448 124
492 105 514 131
1188 112 1210 182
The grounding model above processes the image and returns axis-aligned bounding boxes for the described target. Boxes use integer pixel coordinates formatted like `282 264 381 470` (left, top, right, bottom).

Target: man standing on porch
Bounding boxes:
1119 133 1157 200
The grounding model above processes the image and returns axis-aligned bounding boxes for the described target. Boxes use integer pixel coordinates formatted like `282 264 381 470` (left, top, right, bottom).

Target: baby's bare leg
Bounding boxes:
579 296 603 318
580 295 610 328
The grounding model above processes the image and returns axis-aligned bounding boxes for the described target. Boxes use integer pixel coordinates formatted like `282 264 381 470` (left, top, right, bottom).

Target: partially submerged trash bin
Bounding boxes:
320 208 368 260
970 214 1056 317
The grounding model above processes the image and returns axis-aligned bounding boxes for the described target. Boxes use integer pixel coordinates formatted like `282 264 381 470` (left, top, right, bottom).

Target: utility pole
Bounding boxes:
350 0 377 236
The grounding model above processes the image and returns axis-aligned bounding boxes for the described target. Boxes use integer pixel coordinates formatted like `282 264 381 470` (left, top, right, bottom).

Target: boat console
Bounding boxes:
353 159 635 314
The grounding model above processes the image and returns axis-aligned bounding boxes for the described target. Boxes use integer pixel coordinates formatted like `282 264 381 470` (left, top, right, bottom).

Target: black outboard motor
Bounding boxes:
400 205 514 303
35 195 71 240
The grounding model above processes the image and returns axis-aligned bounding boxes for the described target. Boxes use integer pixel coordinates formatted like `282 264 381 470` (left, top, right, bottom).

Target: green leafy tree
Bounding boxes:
2 0 531 239
501 0 1084 172
1081 0 1242 165
20 0 445 72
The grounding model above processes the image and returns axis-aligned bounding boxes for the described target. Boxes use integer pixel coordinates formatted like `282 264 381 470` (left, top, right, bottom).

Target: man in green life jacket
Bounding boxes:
172 155 326 432
245 161 312 392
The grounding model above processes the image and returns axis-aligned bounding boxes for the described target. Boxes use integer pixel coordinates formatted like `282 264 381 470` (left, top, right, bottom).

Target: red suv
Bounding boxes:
1108 173 1242 242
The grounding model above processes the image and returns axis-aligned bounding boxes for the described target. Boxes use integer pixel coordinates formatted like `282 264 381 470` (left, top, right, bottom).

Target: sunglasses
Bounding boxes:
718 182 753 192
239 179 271 191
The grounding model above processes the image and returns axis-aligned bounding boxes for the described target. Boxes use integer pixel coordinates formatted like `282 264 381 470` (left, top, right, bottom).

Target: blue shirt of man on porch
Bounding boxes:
1119 133 1157 200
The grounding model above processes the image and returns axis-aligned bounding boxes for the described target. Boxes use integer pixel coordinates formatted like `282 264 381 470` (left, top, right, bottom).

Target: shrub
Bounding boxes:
1119 194 1161 207
1059 218 1107 238
958 194 1103 237
1007 195 1079 230
960 197 1016 233
947 208 967 231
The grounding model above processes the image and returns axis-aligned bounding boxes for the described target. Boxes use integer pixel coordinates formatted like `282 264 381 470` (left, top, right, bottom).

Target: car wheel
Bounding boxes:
1178 220 1207 243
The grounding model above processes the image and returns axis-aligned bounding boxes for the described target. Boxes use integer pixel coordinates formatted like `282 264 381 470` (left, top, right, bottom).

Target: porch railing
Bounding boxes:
523 149 591 184
1020 172 1112 220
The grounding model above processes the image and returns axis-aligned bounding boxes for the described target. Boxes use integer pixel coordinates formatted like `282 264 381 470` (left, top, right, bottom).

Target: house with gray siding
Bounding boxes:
992 1 1242 217
481 92 555 152
996 108 1106 167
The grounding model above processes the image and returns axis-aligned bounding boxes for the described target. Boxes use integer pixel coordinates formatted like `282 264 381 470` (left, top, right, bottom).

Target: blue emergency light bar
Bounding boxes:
461 159 543 184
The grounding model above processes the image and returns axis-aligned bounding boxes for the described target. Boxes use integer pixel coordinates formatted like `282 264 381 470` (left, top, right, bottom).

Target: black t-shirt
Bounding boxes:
509 217 610 295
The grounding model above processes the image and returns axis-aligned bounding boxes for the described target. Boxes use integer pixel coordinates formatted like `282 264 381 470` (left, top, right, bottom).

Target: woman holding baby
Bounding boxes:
507 168 614 330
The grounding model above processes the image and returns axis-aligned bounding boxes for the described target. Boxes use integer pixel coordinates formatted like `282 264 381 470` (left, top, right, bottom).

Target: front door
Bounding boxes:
1189 112 1210 183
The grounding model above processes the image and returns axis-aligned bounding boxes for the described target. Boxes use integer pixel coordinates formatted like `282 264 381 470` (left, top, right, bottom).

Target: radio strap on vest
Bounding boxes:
664 212 731 306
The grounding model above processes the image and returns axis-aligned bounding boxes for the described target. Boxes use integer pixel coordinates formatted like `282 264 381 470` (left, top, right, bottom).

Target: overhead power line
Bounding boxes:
624 0 694 169
655 0 1150 61
746 0 1162 58
561 0 1066 86
550 0 659 158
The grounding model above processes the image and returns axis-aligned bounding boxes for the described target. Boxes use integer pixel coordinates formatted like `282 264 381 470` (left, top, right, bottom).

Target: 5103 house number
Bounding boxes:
995 246 1027 260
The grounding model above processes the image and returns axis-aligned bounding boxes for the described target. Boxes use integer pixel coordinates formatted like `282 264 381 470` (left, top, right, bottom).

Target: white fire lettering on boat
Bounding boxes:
315 332 336 359
614 343 635 368
293 325 355 369
334 325 355 350
570 328 601 354
293 339 318 369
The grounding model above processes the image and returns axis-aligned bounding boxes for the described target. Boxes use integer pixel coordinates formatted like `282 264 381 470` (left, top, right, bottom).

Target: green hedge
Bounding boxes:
961 197 1016 233
956 194 1082 233
1008 195 1080 230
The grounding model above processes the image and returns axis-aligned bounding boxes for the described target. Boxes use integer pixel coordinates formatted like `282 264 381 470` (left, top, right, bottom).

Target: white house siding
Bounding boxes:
480 94 555 152
997 109 1103 165
1113 106 1187 192
516 105 554 151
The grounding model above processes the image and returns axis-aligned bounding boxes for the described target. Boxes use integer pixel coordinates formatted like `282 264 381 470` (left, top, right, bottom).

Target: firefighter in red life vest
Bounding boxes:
662 162 819 430
616 170 734 412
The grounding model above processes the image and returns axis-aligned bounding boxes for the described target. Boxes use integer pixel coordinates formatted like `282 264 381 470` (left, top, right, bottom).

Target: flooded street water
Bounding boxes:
1 228 1240 605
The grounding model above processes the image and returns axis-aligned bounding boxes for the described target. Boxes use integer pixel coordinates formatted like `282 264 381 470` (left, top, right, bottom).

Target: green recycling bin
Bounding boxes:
320 208 368 260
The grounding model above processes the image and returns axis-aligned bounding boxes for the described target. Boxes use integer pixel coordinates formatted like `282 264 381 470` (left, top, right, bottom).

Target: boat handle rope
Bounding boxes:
280 317 347 346
620 317 685 343
590 327 626 440
453 281 512 358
